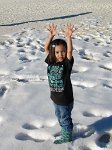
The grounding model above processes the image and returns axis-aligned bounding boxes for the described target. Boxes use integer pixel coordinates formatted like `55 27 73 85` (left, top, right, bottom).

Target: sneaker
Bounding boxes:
54 129 72 144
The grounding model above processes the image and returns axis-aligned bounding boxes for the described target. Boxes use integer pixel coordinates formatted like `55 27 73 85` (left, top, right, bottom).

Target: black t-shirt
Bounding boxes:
45 55 74 105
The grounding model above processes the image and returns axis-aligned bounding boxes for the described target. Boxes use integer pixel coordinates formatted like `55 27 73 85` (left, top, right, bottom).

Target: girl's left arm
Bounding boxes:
64 24 75 60
66 36 73 60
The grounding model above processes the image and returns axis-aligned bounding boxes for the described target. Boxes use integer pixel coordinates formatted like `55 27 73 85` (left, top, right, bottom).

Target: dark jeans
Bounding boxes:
53 102 73 132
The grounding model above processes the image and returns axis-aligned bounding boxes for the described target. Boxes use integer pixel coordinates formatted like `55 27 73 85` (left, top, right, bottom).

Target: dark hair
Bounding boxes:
49 39 67 63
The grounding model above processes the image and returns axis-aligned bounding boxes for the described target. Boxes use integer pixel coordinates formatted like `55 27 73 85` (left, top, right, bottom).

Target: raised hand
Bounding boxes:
62 23 75 37
47 24 57 37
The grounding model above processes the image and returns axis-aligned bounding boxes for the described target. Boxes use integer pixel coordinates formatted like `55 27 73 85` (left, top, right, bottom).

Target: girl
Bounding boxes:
44 23 74 144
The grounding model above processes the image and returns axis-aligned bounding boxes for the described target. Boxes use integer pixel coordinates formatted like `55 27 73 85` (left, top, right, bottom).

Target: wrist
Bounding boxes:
66 36 72 39
49 34 55 38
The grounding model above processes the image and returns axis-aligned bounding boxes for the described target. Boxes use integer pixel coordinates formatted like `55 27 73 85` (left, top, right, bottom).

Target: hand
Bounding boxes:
62 23 75 37
47 23 57 37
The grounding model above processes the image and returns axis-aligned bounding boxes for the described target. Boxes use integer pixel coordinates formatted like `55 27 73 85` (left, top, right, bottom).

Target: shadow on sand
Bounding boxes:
91 115 112 148
91 115 112 133
0 12 92 26
73 116 112 148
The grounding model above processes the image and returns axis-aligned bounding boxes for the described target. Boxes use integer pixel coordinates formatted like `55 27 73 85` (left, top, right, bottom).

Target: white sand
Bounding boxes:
0 0 112 150
0 0 112 40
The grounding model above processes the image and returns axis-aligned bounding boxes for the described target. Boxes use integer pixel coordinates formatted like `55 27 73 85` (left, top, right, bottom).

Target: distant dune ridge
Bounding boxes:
0 0 112 38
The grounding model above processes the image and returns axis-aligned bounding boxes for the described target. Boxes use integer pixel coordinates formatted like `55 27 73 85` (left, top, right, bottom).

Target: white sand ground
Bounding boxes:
0 0 112 40
0 0 112 150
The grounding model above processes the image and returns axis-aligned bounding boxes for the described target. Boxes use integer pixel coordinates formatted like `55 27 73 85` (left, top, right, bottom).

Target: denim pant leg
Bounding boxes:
54 102 73 132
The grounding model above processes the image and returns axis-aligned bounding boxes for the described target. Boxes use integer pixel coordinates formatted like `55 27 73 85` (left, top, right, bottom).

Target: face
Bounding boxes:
55 45 66 62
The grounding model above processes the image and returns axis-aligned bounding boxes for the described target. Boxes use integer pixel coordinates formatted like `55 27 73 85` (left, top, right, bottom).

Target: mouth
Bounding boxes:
56 58 63 62
59 57 63 60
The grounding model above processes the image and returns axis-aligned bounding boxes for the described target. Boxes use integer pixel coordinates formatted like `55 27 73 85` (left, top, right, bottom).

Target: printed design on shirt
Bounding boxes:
47 65 64 92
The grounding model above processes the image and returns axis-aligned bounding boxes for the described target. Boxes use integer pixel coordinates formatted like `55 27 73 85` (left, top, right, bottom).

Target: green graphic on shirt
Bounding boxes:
48 65 64 92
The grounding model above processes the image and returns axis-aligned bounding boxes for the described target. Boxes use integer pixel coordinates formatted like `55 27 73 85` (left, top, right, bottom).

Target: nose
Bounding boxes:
59 52 63 57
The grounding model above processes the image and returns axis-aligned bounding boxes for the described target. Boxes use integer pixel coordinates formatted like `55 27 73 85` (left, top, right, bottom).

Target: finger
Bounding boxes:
54 24 57 29
52 23 55 28
68 23 74 29
50 23 54 28
47 24 51 30
71 25 74 30
69 24 74 31
51 23 56 28
47 27 51 31
67 23 72 28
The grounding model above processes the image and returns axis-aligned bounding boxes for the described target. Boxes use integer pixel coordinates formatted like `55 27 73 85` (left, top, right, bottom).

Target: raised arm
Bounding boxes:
44 24 57 55
63 23 74 60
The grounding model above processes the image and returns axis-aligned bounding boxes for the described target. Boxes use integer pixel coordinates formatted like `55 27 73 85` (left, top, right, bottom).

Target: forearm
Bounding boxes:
66 36 73 59
64 23 74 59
44 34 54 55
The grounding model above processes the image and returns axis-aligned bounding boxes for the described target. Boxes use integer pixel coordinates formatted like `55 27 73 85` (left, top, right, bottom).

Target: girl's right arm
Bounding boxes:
44 24 57 55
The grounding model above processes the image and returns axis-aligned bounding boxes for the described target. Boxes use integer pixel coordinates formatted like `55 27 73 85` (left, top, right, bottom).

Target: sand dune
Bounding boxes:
0 0 112 39
0 1 112 150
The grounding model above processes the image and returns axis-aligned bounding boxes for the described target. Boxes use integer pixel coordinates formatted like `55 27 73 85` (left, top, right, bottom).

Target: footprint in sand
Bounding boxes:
83 111 97 117
99 63 112 71
103 50 112 57
17 43 25 48
18 49 26 53
16 79 29 83
78 145 92 150
72 80 97 89
96 132 111 148
15 118 57 142
0 42 6 49
17 48 39 62
73 123 95 140
72 65 89 74
19 55 31 63
103 81 112 89
30 51 36 55
14 67 25 72
0 85 7 97
78 49 100 61
15 131 53 142
83 109 112 118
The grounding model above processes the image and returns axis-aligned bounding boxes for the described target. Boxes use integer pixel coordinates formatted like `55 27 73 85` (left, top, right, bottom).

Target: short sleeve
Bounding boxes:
45 55 49 64
65 56 74 71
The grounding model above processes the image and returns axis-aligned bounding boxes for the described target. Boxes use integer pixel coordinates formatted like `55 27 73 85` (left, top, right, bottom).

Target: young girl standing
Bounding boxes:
44 23 74 144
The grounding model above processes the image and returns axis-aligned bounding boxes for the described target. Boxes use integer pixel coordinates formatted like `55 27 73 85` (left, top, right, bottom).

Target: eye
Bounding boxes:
62 50 65 53
56 51 59 54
